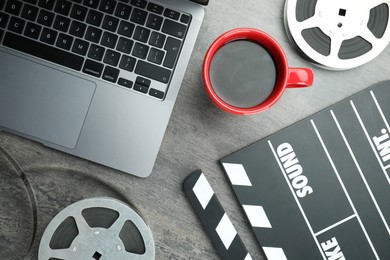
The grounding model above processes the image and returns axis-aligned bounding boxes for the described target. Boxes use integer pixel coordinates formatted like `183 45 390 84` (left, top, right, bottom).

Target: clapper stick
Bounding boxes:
183 170 252 260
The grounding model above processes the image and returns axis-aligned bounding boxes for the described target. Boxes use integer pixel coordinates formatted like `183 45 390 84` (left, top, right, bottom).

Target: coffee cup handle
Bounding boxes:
286 68 314 88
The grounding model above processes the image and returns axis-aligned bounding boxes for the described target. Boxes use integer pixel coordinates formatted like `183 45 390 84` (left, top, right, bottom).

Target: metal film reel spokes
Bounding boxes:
285 0 390 69
38 197 155 260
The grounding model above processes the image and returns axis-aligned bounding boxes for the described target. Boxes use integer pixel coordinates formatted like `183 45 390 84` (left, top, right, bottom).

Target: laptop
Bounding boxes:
0 0 207 177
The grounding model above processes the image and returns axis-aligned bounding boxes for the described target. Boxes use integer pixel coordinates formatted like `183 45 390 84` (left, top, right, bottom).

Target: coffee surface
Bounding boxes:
209 40 277 108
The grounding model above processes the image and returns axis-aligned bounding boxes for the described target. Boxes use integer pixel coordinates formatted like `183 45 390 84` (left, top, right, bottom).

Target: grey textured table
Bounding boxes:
1 0 390 259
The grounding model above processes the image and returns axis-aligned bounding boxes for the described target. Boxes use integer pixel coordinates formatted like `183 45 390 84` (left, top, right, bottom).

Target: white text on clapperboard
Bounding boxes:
277 143 313 198
277 143 346 260
373 129 390 166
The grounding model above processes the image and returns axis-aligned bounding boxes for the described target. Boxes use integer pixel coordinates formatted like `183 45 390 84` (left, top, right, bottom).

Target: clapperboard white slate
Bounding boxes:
221 81 390 260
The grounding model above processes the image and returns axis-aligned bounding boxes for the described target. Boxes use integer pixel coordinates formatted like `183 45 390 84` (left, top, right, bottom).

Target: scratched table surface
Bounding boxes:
1 0 390 259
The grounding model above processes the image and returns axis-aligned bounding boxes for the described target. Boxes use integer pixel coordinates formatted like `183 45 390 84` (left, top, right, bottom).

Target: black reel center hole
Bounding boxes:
93 251 102 259
339 8 346 16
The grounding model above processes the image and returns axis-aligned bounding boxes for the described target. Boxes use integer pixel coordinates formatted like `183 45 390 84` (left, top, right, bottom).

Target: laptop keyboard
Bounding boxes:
0 0 191 100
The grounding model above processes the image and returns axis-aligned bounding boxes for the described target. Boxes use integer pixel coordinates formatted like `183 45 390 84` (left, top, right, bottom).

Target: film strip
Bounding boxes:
38 197 155 260
183 170 252 260
0 147 37 259
284 0 390 69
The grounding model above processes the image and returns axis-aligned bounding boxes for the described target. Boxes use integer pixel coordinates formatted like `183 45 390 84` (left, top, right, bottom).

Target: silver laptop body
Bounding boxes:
0 0 205 177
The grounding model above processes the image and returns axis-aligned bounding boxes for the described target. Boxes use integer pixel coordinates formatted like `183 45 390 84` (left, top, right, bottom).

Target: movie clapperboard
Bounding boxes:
221 81 390 260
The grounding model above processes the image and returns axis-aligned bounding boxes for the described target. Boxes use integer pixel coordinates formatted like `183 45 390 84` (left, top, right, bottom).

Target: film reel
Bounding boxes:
285 0 390 69
38 197 155 260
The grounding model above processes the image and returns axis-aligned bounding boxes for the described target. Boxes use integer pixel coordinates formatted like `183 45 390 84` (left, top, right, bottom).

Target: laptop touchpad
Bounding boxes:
0 51 95 149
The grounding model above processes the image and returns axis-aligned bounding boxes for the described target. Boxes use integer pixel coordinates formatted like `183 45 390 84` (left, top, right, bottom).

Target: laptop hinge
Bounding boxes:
191 0 209 5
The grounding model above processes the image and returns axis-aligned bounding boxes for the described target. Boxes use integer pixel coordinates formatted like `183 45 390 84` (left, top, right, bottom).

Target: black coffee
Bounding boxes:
209 40 277 108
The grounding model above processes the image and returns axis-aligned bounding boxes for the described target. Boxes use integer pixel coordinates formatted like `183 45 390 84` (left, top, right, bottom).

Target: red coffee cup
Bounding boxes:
202 28 314 115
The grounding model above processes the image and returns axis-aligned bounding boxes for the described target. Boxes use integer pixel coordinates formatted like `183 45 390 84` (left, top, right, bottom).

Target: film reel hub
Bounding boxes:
65 226 127 258
314 2 370 38
285 0 390 69
38 198 155 260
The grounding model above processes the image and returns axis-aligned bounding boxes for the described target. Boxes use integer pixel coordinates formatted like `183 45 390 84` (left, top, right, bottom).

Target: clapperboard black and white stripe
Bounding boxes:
183 170 252 260
221 162 287 260
220 81 390 260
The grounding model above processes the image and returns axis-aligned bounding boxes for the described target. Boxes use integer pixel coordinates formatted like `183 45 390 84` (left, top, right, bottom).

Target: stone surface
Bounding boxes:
1 0 390 259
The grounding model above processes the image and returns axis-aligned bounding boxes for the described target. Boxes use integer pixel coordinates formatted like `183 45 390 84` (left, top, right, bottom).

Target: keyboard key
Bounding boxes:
133 83 148 93
72 38 89 55
133 26 150 43
130 0 147 9
71 4 88 21
8 16 26 34
119 55 136 72
85 26 102 43
53 15 71 32
83 59 103 77
117 20 134 37
6 0 23 16
3 32 84 70
23 0 38 4
0 1 4 10
102 66 119 83
0 12 10 28
21 4 39 21
180 14 190 24
54 0 72 15
88 43 105 61
102 15 119 32
116 37 133 54
162 19 186 39
132 42 148 59
86 9 103 26
83 0 99 9
100 31 118 48
118 78 133 88
146 14 163 30
0 29 4 42
37 9 55 27
38 0 55 10
69 20 86 37
135 60 171 83
164 8 180 20
99 0 117 14
149 31 165 48
147 3 163 14
130 8 147 25
56 33 74 50
163 36 181 69
147 48 164 65
103 49 120 66
149 88 164 99
115 2 131 19
24 22 42 39
40 27 57 44
136 76 150 86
